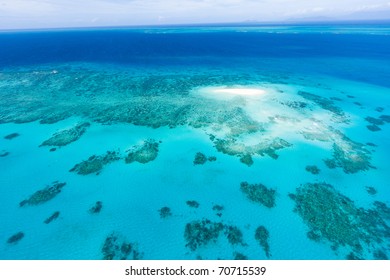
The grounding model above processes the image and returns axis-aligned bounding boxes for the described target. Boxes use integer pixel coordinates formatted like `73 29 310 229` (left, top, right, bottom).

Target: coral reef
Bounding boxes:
184 219 224 251
280 100 307 109
346 252 363 260
365 115 390 131
379 115 390 123
298 91 347 122
7 232 24 244
89 201 103 214
373 249 388 260
0 67 263 142
125 140 159 164
4 133 19 140
373 201 390 220
324 142 372 173
44 211 60 224
366 186 377 195
367 125 381 132
365 116 385 126
305 165 320 174
158 207 172 218
289 182 390 255
70 151 120 175
184 219 248 251
40 122 90 147
233 252 248 260
375 107 384 112
214 137 291 161
240 181 276 208
255 226 271 258
208 156 217 161
212 205 224 211
193 152 217 165
101 232 142 260
224 225 245 246
212 205 224 217
240 154 254 167
0 150 9 157
193 152 207 165
20 181 66 206
186 200 200 208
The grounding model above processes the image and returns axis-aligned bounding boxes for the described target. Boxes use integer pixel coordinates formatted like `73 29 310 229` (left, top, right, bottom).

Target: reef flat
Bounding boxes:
289 183 390 259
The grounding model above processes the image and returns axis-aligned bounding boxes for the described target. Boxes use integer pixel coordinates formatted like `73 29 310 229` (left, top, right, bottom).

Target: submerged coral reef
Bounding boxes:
4 132 20 140
240 181 276 208
40 122 90 147
186 200 200 208
289 182 390 257
224 225 245 246
255 226 271 258
125 140 159 164
20 181 66 206
184 219 246 251
7 232 24 244
193 152 217 165
44 211 60 224
89 201 103 214
70 151 120 175
305 165 320 174
184 219 224 251
0 150 9 157
324 142 372 174
158 207 172 218
298 91 347 122
301 123 373 174
214 137 291 163
193 152 207 165
101 232 142 260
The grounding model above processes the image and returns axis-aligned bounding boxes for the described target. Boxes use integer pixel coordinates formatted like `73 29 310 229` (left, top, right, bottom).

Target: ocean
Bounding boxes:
0 24 389 260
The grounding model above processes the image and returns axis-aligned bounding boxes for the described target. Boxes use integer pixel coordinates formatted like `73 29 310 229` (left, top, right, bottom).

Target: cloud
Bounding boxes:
0 0 389 29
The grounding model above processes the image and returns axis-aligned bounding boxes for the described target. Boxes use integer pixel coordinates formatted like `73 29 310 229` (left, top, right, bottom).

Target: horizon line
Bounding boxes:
1 18 390 33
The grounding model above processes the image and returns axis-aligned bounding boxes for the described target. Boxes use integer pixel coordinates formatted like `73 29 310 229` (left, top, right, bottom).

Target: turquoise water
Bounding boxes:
0 25 389 260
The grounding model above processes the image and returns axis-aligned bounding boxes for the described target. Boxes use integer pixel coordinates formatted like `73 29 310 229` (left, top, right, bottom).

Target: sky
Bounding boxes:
1 0 390 29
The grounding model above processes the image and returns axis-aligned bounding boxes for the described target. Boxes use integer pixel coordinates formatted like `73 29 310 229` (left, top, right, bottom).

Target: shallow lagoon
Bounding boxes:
0 26 389 259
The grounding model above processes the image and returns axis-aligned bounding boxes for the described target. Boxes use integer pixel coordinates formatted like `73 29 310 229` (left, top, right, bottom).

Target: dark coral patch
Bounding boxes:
193 152 207 165
159 207 172 218
70 151 120 175
4 133 20 140
367 124 381 132
224 225 245 246
305 165 320 175
20 181 66 206
186 200 200 208
89 201 103 214
240 182 276 208
44 211 60 224
324 141 372 174
255 226 271 258
289 182 390 255
40 122 90 147
101 232 142 260
184 219 224 251
125 139 159 164
7 232 24 244
0 151 9 157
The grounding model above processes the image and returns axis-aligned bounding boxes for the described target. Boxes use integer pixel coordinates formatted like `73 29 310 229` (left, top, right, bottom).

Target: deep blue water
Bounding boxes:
1 25 390 87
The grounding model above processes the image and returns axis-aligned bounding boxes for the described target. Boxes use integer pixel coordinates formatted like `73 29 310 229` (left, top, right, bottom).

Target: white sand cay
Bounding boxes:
192 86 268 100
212 87 267 96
